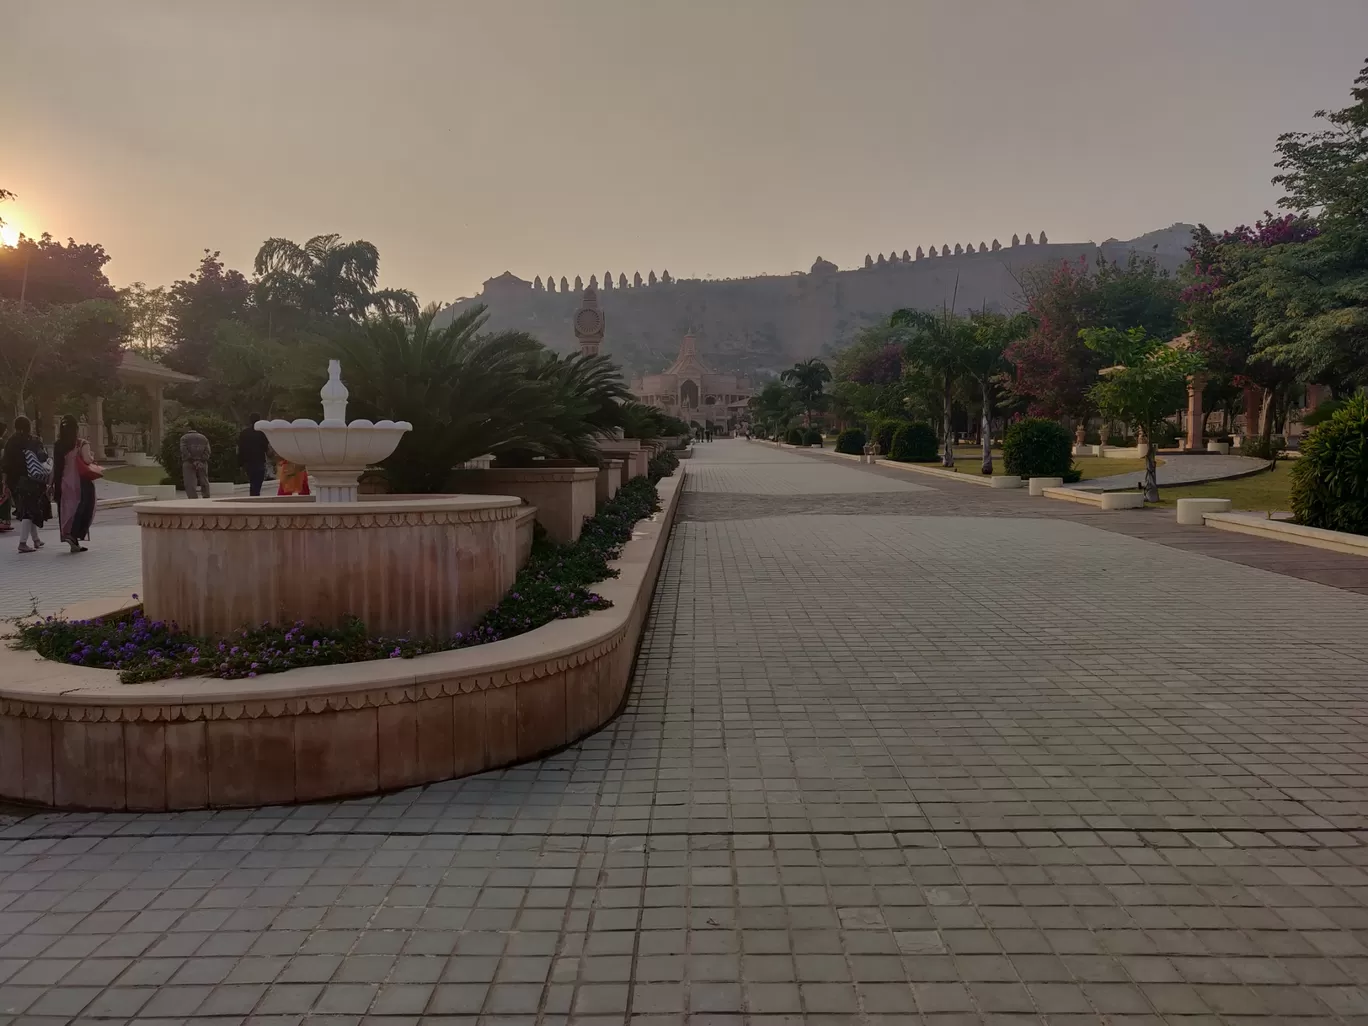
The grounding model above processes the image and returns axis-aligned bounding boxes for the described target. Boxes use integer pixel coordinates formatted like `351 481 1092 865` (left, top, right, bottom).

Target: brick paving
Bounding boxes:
2 439 1368 1022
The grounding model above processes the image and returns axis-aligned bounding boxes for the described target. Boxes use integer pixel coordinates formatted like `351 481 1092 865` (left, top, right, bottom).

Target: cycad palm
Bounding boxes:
255 234 419 322
332 304 547 492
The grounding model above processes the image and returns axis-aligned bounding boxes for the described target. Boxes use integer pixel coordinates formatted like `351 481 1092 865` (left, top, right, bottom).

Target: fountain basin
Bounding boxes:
138 494 522 640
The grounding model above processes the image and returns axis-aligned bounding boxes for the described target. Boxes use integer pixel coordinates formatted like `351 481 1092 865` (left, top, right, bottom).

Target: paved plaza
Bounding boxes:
2 440 1368 1023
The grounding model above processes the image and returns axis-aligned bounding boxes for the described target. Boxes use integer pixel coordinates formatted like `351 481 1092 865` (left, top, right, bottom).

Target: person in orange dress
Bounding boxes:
276 458 310 496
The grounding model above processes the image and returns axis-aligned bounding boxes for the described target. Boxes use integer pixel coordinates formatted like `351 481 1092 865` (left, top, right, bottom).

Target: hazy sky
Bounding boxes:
5 1 1367 306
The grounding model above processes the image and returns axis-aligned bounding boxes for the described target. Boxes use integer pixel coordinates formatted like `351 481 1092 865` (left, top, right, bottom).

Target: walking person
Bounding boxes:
180 426 211 499
3 417 52 553
0 423 11 534
237 417 269 497
54 415 99 553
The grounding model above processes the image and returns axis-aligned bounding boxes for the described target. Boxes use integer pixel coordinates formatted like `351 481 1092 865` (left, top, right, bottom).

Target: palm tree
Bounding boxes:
331 304 547 492
780 358 833 425
254 234 419 323
892 307 973 467
961 311 1034 473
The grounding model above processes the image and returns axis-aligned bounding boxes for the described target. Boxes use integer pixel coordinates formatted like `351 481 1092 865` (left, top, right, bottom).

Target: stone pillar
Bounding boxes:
1242 386 1264 440
1185 373 1206 451
88 396 105 455
148 383 165 453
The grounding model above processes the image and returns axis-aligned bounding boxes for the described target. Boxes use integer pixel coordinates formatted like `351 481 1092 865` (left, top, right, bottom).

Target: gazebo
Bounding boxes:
87 351 198 456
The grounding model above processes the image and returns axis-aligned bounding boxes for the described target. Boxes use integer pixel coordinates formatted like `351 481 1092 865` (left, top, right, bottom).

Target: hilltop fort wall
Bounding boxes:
436 227 1193 377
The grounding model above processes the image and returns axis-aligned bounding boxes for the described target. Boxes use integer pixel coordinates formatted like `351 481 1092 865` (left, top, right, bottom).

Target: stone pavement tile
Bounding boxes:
2 441 1367 1025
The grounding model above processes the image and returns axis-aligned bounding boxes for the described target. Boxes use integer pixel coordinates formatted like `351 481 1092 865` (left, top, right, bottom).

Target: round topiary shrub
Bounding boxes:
835 428 866 455
803 427 823 447
785 427 805 446
158 413 245 484
889 422 939 462
1291 393 1368 536
1003 417 1073 478
871 419 904 455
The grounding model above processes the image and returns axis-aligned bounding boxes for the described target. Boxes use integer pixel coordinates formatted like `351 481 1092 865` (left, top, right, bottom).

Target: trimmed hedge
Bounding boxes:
889 422 939 462
871 419 903 455
1291 393 1368 536
1003 418 1073 478
647 448 679 482
158 413 245 484
803 427 823 447
785 428 805 446
835 428 865 455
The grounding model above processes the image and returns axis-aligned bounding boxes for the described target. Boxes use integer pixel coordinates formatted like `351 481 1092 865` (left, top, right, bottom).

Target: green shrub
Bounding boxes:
1003 418 1073 478
785 428 805 446
1240 434 1285 461
647 449 679 483
158 413 245 484
1061 466 1083 484
1106 432 1134 448
1291 393 1368 536
888 422 939 462
835 428 865 455
803 427 823 447
870 419 904 455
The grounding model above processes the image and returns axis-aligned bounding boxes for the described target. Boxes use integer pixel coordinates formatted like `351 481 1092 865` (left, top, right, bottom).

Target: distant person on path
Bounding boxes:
54 415 98 554
277 458 310 496
3 416 52 553
0 423 11 534
237 418 269 496
180 427 212 499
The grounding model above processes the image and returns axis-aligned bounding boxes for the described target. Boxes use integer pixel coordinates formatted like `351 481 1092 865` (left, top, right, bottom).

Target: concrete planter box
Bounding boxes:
599 441 646 480
1100 492 1145 510
450 465 599 545
597 459 624 508
1203 511 1368 556
1207 440 1231 455
989 475 1023 489
207 481 237 497
1028 476 1064 496
1176 497 1232 525
136 484 176 500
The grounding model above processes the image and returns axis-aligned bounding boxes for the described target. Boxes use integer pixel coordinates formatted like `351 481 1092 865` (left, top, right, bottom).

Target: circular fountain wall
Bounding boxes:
138 494 522 639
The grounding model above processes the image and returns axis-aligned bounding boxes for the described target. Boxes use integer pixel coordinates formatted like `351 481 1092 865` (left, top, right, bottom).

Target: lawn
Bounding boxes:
103 465 167 486
1152 462 1293 513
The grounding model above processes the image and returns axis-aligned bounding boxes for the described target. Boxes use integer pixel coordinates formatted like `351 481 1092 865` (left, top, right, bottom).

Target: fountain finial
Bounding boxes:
320 359 348 424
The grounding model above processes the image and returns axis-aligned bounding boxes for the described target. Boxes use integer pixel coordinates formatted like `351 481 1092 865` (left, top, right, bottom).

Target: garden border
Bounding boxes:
0 472 683 811
1201 511 1368 558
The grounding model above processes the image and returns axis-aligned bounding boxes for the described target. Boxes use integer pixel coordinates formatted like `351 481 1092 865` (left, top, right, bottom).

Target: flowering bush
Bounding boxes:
12 475 666 684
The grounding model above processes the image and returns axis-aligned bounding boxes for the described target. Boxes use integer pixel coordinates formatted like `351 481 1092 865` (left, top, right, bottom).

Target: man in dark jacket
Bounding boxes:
237 418 270 496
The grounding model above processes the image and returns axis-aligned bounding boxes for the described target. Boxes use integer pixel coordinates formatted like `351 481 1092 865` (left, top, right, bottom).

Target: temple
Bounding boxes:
632 333 752 432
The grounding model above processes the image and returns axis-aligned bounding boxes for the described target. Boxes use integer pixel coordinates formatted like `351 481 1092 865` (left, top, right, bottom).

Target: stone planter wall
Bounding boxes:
449 466 598 545
597 459 623 508
0 473 682 811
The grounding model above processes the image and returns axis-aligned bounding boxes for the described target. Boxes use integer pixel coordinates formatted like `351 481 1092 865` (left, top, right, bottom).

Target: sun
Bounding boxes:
0 222 18 247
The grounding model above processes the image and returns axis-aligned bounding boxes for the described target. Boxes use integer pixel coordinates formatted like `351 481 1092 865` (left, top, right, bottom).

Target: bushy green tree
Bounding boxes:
1083 327 1204 501
1290 392 1368 535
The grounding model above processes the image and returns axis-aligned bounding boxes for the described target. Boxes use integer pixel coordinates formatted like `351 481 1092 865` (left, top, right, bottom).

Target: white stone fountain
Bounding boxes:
255 360 412 503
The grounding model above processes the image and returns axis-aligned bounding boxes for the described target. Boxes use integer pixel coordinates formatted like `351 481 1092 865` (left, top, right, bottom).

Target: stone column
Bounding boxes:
1242 386 1264 440
88 396 105 455
148 383 165 452
1185 373 1206 451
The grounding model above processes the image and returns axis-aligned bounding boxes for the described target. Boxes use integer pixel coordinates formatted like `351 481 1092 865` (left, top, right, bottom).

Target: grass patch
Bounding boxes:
1151 462 1293 512
103 465 167 486
1073 456 1151 482
11 475 666 683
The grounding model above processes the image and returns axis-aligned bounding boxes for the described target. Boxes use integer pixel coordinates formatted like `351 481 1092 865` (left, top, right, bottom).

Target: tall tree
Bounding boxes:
0 234 116 307
961 311 1033 473
165 250 252 376
254 234 419 324
118 282 172 356
892 307 972 467
779 358 832 425
1083 327 1204 501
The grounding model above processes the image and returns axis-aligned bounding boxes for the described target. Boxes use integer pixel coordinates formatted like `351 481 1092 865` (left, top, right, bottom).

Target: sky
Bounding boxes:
4 0 1367 307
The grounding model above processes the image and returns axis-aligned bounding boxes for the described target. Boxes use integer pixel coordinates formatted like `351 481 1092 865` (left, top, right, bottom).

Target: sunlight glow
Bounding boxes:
0 223 18 247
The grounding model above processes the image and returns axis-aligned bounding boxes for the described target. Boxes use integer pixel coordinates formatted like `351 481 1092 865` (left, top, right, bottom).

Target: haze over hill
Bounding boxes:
437 225 1196 380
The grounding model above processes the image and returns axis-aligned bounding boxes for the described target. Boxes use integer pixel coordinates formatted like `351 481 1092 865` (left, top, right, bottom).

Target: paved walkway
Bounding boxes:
2 440 1368 1022
0 513 141 619
1078 453 1269 492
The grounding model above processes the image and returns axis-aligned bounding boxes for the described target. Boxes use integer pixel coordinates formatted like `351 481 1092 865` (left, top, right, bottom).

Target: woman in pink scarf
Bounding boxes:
54 415 98 553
